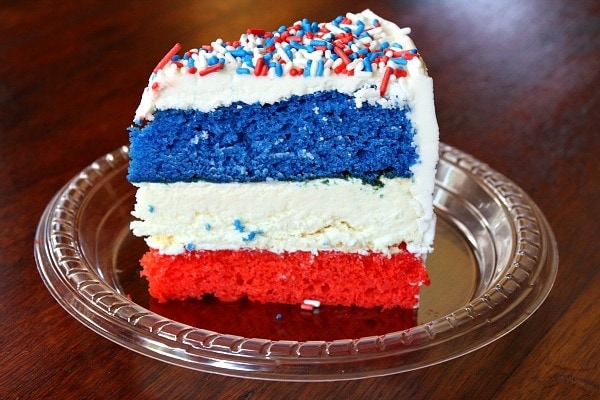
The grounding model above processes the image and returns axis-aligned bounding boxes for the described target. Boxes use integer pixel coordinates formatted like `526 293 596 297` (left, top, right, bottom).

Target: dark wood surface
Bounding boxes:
2 1 599 398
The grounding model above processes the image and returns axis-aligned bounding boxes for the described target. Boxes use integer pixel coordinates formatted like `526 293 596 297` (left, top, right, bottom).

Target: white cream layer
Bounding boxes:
131 177 434 256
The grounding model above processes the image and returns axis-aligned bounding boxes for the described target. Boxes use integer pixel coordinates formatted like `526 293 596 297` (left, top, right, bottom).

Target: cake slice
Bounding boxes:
128 9 439 309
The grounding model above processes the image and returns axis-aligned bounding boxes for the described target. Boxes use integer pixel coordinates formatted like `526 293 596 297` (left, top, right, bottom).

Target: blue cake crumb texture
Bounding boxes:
128 90 418 184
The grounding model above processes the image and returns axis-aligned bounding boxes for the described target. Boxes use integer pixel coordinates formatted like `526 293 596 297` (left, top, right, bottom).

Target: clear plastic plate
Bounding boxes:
34 143 558 381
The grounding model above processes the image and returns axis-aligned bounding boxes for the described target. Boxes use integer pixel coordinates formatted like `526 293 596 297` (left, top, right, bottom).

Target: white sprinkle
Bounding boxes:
211 41 226 54
346 58 360 71
303 299 321 308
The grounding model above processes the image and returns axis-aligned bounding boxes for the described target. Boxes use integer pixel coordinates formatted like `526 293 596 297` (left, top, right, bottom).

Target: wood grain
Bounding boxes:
1 0 598 398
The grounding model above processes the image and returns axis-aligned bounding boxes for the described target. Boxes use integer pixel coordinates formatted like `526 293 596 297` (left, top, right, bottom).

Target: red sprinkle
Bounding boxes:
394 69 408 78
333 62 346 74
188 67 198 74
153 43 182 73
254 58 265 76
333 46 351 65
151 82 160 90
380 66 393 96
247 28 266 36
300 303 314 311
199 63 224 76
260 63 269 76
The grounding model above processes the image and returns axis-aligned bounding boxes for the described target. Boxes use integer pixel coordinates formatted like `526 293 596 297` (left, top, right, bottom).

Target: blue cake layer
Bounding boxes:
128 90 418 184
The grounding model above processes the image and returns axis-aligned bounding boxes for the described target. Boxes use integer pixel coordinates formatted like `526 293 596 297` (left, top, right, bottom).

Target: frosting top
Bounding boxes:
134 9 429 121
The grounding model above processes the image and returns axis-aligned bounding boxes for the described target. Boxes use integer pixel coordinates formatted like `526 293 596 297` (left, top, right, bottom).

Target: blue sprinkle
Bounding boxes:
355 21 365 36
183 53 190 60
275 313 283 320
263 52 273 62
289 41 304 50
391 57 408 65
411 48 418 54
230 49 249 57
242 230 264 242
363 60 372 72
278 25 286 33
243 55 254 68
392 42 403 49
187 57 194 67
205 223 211 231
233 219 245 232
334 15 343 25
275 62 283 77
147 205 154 213
171 55 180 61
304 60 312 77
207 55 219 66
316 59 324 76
185 243 195 251
310 39 327 46
236 67 251 74
380 41 390 50
284 45 293 60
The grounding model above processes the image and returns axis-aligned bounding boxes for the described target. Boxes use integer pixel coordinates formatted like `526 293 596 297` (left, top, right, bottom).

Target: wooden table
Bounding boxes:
2 1 598 398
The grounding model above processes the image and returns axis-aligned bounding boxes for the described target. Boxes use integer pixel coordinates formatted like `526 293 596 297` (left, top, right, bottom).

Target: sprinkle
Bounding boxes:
303 299 321 308
333 46 351 65
300 303 314 311
147 205 154 213
275 313 283 320
242 229 264 242
185 243 195 251
247 28 266 36
199 62 224 76
380 66 393 96
233 219 245 232
274 62 283 77
153 43 182 73
146 14 417 84
204 223 211 231
254 57 265 76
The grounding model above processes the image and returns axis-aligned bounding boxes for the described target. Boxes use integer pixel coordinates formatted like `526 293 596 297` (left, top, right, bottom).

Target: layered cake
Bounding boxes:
128 9 439 309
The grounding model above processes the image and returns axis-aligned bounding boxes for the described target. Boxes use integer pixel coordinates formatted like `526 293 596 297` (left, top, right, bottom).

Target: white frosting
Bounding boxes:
131 177 429 256
133 9 430 120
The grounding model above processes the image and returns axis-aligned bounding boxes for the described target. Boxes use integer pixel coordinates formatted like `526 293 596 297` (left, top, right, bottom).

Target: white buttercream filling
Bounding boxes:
131 177 432 256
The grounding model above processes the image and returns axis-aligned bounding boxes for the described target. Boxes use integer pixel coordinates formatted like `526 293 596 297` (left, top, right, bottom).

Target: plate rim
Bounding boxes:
34 143 559 381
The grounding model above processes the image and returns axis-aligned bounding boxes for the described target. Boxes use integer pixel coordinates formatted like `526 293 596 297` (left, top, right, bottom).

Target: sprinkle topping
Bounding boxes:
151 12 420 96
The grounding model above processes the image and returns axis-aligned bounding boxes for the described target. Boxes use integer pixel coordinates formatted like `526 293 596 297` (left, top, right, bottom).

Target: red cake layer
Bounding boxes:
140 246 430 309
